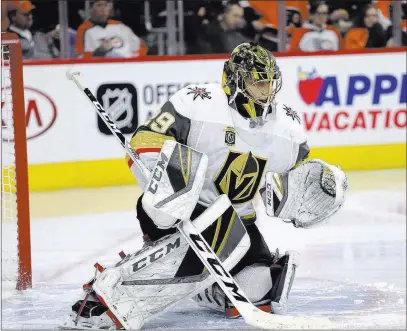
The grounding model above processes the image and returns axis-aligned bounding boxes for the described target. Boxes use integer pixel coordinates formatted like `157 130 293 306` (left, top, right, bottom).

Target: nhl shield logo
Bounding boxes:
97 83 138 135
102 88 133 128
224 127 236 146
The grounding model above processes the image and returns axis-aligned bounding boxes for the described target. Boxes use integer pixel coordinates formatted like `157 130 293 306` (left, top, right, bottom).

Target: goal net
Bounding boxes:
1 33 32 291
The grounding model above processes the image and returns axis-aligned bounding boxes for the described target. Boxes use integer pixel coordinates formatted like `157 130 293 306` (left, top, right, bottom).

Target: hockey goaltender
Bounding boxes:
63 42 347 329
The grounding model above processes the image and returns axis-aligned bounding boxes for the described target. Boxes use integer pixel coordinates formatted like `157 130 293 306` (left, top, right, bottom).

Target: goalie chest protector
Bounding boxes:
141 83 307 223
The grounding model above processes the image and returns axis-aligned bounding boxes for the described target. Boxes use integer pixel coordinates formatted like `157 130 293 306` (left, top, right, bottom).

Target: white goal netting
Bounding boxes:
1 40 27 291
1 42 19 288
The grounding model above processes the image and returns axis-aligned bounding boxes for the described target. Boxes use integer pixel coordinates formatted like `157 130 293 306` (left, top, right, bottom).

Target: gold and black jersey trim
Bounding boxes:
125 131 175 167
126 101 191 167
293 141 310 169
139 101 191 144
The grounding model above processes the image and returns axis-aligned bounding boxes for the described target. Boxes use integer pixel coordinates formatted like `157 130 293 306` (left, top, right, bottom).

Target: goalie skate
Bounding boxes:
193 250 300 318
60 294 117 330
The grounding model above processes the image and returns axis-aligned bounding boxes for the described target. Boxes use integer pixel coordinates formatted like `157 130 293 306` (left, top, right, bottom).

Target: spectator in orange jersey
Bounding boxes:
344 4 387 49
75 0 147 58
288 1 342 52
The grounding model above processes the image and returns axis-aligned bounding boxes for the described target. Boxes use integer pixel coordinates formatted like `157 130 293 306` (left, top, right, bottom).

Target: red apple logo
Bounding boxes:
298 67 324 105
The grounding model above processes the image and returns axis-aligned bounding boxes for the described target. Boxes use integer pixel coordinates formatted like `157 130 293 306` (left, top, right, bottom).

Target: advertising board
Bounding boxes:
18 49 405 190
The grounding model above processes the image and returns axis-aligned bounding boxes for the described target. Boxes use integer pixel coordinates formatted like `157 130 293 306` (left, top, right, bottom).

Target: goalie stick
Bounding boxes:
66 69 332 330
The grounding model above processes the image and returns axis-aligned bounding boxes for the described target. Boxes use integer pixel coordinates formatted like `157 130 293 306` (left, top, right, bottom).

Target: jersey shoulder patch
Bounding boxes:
282 104 301 124
185 85 213 101
169 83 229 122
273 100 306 144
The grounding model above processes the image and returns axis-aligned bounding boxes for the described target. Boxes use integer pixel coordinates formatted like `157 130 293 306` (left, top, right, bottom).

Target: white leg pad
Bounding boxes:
92 195 250 329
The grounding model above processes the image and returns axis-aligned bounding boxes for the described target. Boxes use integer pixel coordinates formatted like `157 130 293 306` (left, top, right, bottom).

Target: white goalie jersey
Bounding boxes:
127 83 310 224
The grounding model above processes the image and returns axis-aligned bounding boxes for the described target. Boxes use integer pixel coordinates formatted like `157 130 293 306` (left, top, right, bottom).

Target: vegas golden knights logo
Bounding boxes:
214 151 267 204
223 126 236 146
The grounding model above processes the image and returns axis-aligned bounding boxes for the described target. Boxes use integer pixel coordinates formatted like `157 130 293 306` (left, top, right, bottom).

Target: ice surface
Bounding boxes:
1 190 406 329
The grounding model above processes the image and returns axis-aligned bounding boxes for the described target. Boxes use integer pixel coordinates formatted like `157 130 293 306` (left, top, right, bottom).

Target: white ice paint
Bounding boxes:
1 190 406 329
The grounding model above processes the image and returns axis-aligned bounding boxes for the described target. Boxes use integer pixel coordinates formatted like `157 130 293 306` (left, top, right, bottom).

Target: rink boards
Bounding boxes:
13 49 407 190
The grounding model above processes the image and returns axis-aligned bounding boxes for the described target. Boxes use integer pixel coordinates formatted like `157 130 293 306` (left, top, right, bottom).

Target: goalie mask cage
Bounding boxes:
1 32 32 290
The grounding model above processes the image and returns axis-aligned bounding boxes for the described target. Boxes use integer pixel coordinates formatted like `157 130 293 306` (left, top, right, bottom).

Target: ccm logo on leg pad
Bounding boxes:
116 237 181 273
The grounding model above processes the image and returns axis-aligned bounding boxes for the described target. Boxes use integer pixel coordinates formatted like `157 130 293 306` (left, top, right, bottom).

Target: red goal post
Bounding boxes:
1 32 32 290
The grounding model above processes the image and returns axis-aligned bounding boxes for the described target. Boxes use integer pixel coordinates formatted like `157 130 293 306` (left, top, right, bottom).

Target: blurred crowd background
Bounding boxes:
1 0 406 60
